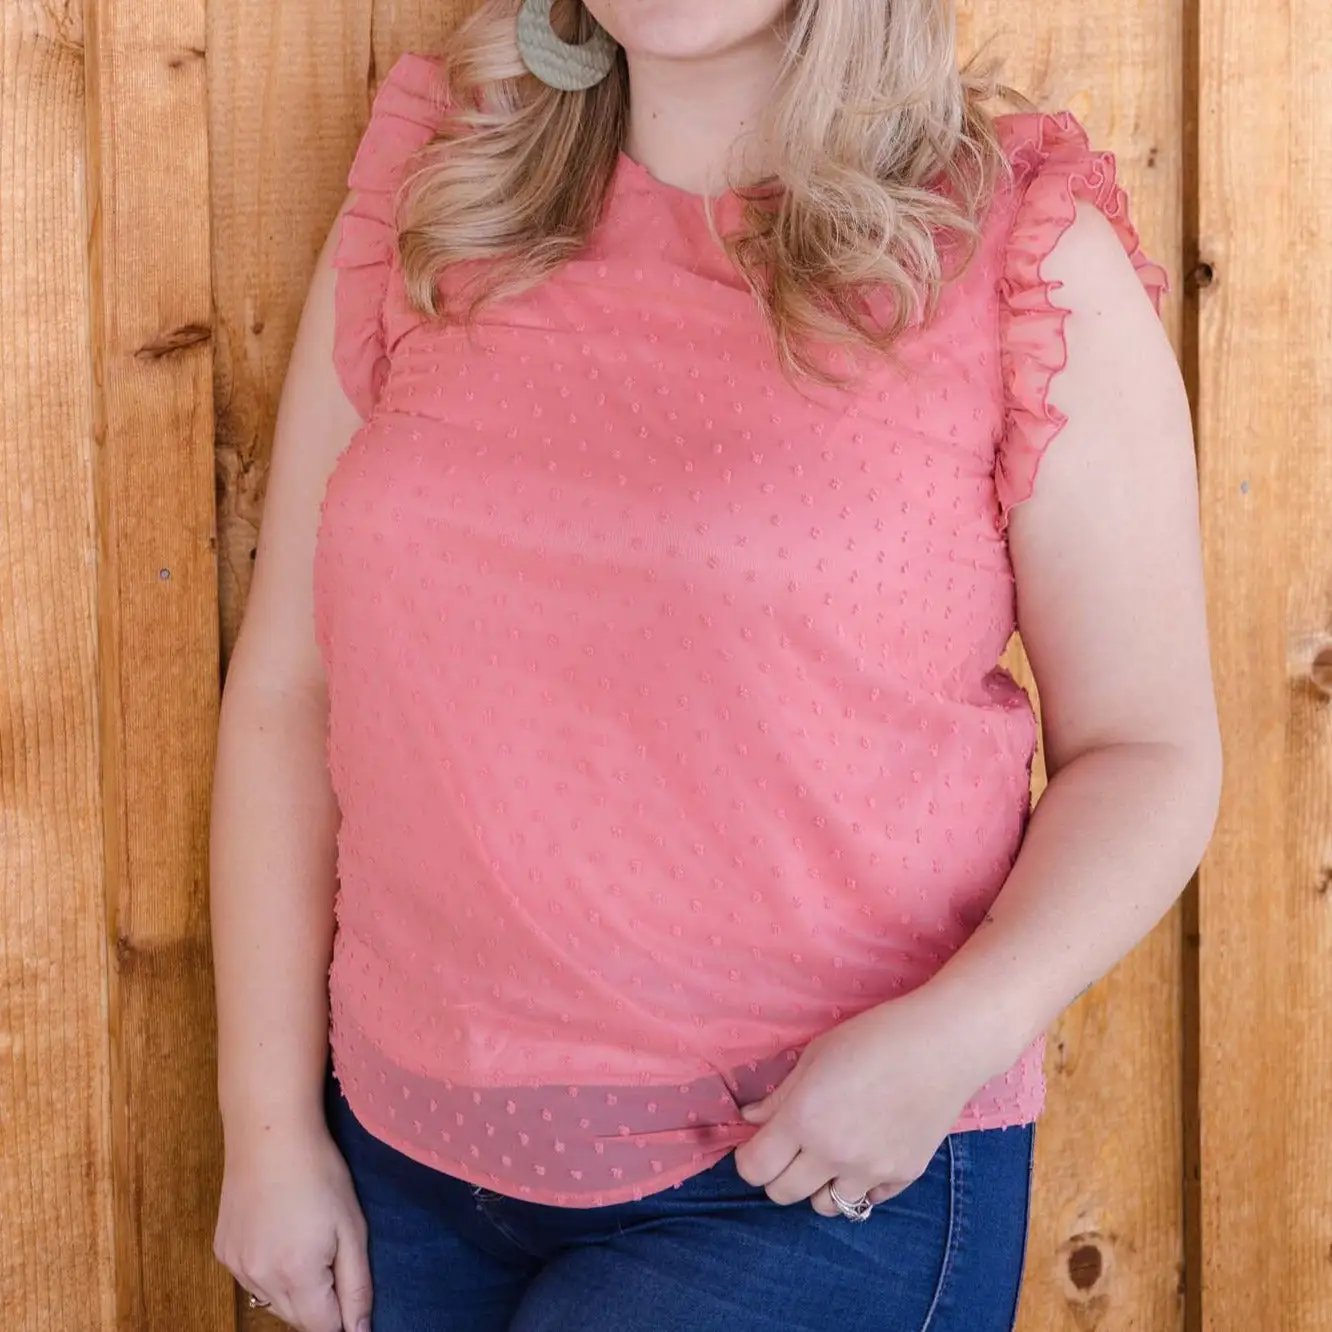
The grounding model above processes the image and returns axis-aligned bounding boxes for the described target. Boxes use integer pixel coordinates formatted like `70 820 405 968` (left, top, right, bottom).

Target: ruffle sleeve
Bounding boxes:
332 52 450 423
992 109 1171 535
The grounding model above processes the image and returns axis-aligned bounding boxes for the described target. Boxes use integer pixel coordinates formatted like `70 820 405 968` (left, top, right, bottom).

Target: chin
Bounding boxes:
583 0 792 60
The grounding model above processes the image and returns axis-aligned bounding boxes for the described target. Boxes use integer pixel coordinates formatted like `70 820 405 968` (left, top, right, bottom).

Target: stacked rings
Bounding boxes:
828 1182 875 1223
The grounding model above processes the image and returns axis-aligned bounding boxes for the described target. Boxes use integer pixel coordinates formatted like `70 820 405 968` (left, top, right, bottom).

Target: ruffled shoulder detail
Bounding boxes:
990 109 1171 535
332 52 450 423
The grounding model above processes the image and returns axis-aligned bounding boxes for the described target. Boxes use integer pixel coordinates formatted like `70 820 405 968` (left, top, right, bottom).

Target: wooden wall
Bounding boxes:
1194 0 1332 1326
0 0 1325 1327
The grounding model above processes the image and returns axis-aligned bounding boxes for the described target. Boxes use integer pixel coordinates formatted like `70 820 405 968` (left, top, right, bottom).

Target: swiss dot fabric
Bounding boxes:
314 50 1170 1207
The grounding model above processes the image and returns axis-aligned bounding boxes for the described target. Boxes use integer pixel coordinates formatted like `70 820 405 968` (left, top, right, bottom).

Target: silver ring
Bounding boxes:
829 1181 874 1222
246 1292 272 1309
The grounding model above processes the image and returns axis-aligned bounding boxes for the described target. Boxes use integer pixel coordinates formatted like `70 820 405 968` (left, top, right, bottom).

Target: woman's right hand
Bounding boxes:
213 1115 372 1332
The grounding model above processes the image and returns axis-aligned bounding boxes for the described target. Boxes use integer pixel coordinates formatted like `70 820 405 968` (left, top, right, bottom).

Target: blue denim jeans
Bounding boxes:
322 1062 1035 1331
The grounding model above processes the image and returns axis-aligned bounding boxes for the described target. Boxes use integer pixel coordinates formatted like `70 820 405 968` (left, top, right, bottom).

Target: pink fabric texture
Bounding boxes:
314 51 1170 1207
993 109 1171 534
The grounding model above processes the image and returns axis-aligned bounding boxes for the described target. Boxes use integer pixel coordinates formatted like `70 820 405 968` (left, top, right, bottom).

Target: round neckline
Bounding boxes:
611 150 787 219
612 149 741 206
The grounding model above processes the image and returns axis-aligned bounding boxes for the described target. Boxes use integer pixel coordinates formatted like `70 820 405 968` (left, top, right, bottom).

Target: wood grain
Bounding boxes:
0 7 116 1329
84 0 229 1326
1196 0 1332 1326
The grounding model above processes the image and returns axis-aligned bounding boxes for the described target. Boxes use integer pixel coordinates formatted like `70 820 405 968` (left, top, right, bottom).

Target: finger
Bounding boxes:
732 1122 801 1189
738 1095 775 1125
333 1215 374 1332
832 1171 878 1212
811 1171 876 1218
868 1179 910 1205
243 1277 297 1332
236 1278 279 1320
235 1266 288 1323
763 1150 836 1207
810 1182 841 1217
283 1263 345 1332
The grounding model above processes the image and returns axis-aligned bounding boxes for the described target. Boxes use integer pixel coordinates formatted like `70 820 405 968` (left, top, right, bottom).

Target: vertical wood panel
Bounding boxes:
0 10 116 1329
84 0 229 1325
1197 0 1332 1326
956 5 1187 1328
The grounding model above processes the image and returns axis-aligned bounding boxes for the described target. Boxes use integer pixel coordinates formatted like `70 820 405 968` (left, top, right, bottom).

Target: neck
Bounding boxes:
618 27 789 196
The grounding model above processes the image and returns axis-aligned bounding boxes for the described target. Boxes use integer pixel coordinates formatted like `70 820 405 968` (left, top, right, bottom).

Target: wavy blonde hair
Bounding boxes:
398 0 1022 388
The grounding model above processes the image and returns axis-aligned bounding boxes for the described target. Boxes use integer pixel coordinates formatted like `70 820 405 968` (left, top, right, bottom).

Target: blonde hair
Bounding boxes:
398 0 1020 388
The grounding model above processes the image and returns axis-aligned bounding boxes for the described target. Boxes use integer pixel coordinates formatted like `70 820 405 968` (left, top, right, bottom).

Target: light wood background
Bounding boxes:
1 0 1325 1327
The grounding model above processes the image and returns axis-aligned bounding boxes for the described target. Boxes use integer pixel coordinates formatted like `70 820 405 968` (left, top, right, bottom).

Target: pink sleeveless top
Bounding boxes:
315 50 1169 1206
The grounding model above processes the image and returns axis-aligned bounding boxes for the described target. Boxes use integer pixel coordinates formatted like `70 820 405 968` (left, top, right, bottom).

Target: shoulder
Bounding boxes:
327 50 450 423
985 105 1171 339
989 107 1135 201
372 49 451 111
984 107 1176 535
349 51 452 180
986 107 1164 294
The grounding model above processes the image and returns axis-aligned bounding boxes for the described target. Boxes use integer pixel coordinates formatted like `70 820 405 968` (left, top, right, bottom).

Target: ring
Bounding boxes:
246 1292 272 1309
828 1181 874 1222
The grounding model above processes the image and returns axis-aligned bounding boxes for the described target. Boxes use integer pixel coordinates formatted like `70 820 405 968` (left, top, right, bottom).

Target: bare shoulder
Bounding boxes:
1018 198 1194 539
1042 199 1175 343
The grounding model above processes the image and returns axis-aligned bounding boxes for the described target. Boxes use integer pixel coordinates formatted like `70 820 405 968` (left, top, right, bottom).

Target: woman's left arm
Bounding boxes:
734 200 1222 1213
924 197 1222 1058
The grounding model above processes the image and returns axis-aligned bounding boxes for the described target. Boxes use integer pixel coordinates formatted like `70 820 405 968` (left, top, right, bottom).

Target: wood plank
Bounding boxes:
957 4 1187 1327
0 12 116 1329
83 0 230 1325
1196 0 1332 1325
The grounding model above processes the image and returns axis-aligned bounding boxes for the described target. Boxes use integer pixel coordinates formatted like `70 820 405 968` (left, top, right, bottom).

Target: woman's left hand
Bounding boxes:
730 984 1016 1216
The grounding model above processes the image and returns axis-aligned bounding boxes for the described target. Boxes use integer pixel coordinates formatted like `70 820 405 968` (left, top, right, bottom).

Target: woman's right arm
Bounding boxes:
209 196 373 1332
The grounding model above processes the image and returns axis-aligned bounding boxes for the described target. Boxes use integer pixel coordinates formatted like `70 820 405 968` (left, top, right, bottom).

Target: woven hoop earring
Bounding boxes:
516 0 618 91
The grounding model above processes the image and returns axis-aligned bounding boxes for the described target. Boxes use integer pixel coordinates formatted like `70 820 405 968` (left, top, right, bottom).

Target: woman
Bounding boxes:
209 1 1220 1329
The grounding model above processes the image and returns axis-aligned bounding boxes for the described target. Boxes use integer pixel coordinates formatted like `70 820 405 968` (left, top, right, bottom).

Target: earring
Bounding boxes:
516 0 618 91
